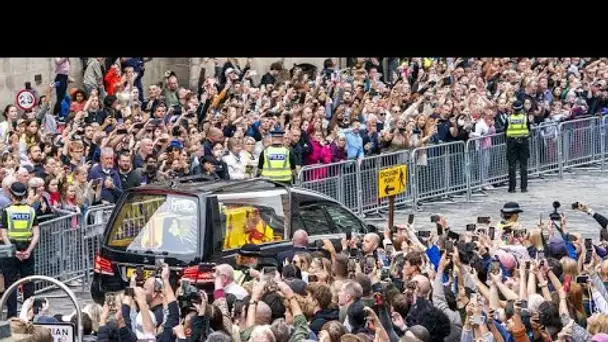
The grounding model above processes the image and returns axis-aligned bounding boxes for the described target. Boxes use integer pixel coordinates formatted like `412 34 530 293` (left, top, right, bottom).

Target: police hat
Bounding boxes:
237 244 261 258
9 182 27 197
512 101 523 112
501 202 523 214
270 129 284 137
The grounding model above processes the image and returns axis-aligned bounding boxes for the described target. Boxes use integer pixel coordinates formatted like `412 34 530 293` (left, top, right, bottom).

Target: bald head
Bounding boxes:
411 274 431 297
255 300 272 325
362 233 380 255
216 264 235 285
208 127 224 142
292 229 309 247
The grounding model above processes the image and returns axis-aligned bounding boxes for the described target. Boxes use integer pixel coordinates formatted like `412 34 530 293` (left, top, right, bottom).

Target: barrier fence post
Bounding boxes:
558 123 564 180
0 275 83 342
465 140 472 202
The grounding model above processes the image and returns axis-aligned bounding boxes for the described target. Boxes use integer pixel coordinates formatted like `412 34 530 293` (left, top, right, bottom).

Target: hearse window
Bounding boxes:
299 205 333 235
107 193 198 254
324 203 365 234
217 190 287 250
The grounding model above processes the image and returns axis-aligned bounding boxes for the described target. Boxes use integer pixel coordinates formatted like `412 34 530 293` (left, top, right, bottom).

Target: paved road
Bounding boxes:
35 170 608 316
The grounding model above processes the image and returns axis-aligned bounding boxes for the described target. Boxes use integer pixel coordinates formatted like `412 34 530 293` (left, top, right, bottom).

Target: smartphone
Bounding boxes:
152 119 161 126
447 230 460 241
525 261 531 269
262 266 277 280
537 251 545 259
471 235 479 242
408 214 415 224
585 238 593 264
477 216 491 224
491 260 501 274
117 128 128 134
135 266 145 285
487 226 495 240
466 224 476 232
308 274 319 283
444 240 454 254
436 224 444 236
25 82 32 90
105 292 116 312
571 202 580 210
430 215 440 223
520 299 528 309
133 122 145 129
346 231 352 241
417 230 431 238
576 275 589 284
477 228 487 235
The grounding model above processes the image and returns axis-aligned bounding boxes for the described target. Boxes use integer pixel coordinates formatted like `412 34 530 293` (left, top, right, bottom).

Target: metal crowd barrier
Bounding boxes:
296 116 608 215
26 205 115 294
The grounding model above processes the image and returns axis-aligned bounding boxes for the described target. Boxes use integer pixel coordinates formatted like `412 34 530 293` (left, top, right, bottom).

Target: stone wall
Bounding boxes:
0 57 328 109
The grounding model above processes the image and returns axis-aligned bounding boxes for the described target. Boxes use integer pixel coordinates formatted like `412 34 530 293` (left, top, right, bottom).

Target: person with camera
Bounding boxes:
572 202 608 238
0 181 40 318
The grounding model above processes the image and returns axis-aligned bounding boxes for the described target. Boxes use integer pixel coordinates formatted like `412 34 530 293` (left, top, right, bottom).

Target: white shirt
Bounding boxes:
224 281 248 300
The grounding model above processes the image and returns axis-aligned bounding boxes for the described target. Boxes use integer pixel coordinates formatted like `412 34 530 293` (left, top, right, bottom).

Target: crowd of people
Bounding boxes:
7 200 608 342
1 57 607 218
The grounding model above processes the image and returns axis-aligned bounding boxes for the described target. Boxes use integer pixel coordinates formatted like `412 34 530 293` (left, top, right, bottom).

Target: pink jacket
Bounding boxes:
55 58 70 75
304 140 332 181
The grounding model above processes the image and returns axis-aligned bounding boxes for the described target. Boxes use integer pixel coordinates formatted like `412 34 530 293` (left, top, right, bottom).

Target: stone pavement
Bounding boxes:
28 170 608 316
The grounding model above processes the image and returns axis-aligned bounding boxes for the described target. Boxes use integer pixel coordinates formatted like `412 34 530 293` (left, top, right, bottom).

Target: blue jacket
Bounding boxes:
87 164 123 203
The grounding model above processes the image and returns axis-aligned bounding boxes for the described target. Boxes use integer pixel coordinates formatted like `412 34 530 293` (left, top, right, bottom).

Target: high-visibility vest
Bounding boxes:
261 146 292 182
506 113 530 138
5 205 35 241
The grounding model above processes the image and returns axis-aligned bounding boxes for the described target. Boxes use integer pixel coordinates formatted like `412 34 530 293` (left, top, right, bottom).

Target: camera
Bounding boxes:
177 279 201 316
549 201 562 221
571 202 580 210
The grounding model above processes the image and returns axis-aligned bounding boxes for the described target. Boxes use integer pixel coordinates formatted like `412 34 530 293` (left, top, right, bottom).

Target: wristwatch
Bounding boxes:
249 299 258 306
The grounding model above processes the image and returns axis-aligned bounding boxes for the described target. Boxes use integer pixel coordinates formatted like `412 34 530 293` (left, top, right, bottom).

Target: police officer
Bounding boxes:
257 129 297 185
498 202 523 231
234 244 261 285
505 101 531 193
0 182 39 318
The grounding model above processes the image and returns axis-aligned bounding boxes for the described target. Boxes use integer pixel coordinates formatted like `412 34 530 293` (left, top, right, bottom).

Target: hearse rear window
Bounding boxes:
107 193 198 255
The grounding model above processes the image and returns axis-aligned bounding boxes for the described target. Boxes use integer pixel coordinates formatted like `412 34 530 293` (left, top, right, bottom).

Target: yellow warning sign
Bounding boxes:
378 165 407 198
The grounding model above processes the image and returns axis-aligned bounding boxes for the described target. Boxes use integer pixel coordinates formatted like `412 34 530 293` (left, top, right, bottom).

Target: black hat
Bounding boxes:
512 101 523 111
237 244 261 257
22 165 34 174
104 95 117 108
9 182 27 197
501 202 523 214
201 155 215 164
270 129 284 137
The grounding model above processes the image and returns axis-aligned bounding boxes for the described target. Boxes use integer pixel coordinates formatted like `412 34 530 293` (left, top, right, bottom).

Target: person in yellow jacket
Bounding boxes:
505 101 531 193
498 202 523 236
223 207 275 249
0 182 40 318
257 129 297 185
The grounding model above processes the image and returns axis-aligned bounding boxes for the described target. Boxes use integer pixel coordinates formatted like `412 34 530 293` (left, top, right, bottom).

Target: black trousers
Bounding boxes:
2 255 35 318
507 137 530 191
53 74 68 116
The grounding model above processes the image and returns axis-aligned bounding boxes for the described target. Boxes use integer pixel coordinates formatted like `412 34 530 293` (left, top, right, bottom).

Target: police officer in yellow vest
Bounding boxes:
0 182 39 318
505 101 531 193
257 129 297 185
